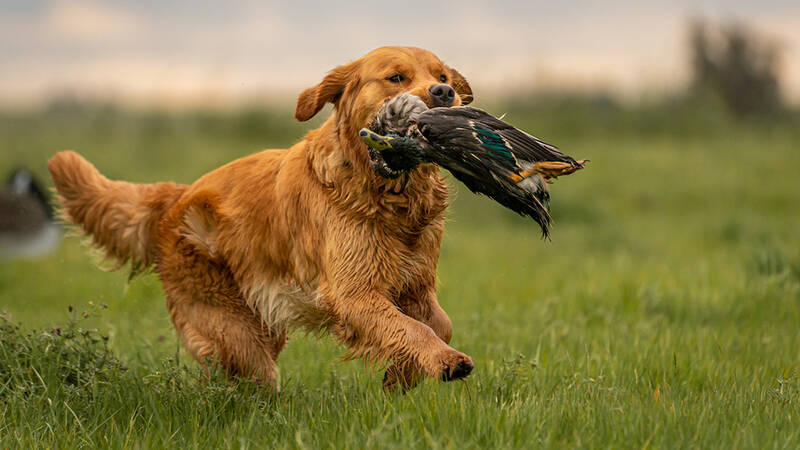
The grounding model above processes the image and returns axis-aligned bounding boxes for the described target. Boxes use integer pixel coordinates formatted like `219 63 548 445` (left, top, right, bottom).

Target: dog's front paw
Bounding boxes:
372 94 429 136
438 350 474 382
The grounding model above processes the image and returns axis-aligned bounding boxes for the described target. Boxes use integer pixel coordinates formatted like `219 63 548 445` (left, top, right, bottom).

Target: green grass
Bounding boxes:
1 100 799 448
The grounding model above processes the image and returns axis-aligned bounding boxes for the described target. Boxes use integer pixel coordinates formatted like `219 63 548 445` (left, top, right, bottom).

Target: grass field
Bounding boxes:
1 99 799 448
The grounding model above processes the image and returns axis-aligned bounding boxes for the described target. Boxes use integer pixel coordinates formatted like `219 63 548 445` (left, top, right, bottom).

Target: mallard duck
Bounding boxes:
0 169 60 258
361 94 587 236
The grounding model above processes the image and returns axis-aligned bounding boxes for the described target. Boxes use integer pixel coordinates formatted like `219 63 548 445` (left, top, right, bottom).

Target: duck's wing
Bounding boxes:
416 107 518 173
415 106 592 237
418 107 587 184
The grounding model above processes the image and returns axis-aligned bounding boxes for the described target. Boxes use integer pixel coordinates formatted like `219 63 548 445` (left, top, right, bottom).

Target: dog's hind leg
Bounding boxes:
158 204 286 389
169 298 286 388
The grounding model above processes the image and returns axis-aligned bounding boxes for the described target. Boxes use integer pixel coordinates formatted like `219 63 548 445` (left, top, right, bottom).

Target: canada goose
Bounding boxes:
0 169 61 258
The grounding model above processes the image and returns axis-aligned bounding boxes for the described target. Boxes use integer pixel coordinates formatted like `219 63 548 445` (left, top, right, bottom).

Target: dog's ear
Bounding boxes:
448 67 473 105
295 62 360 122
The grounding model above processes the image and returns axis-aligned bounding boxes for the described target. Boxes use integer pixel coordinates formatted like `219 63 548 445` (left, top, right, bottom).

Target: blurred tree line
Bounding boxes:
496 18 793 134
1 16 794 161
688 19 784 118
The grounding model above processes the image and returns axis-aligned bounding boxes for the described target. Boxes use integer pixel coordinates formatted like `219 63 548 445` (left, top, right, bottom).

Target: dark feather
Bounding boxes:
365 97 586 237
417 107 576 165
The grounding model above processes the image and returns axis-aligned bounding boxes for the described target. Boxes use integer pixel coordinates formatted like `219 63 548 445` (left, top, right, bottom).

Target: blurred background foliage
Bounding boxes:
688 19 785 118
2 19 798 184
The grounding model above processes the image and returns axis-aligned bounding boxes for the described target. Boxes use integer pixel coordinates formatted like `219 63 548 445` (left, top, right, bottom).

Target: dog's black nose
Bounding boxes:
428 84 456 107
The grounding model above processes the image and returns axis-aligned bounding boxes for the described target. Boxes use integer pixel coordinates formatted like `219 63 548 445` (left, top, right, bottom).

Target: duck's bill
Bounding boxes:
359 128 395 151
511 159 589 183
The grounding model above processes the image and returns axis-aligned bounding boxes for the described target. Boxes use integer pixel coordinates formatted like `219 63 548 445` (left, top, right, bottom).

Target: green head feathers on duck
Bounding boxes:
360 94 587 237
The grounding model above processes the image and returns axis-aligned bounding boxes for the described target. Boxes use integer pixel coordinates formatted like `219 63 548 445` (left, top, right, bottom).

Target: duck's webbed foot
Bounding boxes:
511 160 589 183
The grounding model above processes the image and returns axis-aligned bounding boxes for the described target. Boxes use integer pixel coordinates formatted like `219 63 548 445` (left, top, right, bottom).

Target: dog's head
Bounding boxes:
295 46 472 129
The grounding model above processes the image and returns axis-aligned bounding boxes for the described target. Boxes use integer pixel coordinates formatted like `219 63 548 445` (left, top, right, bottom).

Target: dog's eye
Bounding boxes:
387 74 405 83
439 74 447 82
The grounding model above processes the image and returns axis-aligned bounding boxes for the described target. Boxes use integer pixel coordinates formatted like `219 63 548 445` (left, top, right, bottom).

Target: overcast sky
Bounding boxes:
2 0 799 107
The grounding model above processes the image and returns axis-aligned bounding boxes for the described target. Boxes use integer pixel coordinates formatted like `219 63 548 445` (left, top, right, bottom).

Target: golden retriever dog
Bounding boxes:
48 46 475 391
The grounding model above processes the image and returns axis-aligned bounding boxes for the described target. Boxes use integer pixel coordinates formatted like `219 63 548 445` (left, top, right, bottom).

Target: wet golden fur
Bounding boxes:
49 46 475 391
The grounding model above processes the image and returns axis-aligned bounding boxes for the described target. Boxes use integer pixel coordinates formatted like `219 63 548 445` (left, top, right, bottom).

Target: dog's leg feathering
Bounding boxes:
382 289 455 392
329 290 472 386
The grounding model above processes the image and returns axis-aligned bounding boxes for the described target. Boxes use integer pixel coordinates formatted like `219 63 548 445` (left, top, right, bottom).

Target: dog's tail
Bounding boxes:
48 151 188 276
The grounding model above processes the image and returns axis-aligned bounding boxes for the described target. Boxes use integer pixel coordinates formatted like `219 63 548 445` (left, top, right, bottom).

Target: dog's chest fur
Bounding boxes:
244 278 329 335
243 221 443 335
242 186 446 335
